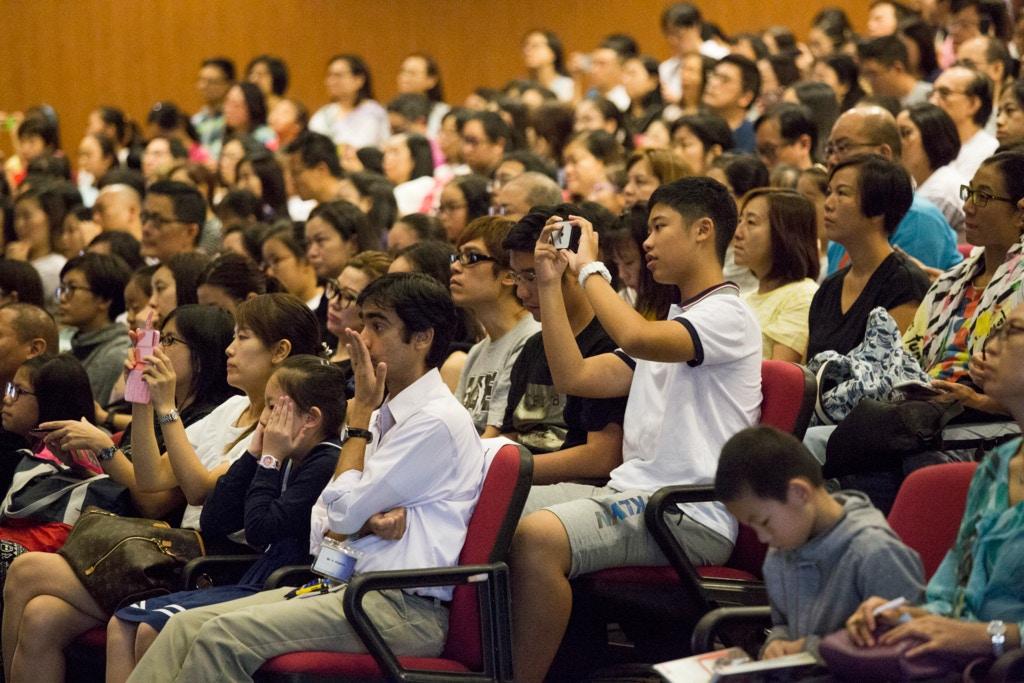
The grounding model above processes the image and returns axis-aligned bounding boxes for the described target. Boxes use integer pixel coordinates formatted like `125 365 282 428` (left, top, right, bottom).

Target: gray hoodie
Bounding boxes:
70 322 132 410
762 490 925 656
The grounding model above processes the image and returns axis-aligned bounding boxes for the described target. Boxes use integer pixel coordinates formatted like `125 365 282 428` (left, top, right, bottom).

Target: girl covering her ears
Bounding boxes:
104 355 344 682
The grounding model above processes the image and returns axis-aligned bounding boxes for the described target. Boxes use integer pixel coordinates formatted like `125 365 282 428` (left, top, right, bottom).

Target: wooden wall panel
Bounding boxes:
0 1 868 164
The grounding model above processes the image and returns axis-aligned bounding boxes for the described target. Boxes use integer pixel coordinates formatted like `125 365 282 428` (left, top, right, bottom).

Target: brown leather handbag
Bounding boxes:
58 507 206 613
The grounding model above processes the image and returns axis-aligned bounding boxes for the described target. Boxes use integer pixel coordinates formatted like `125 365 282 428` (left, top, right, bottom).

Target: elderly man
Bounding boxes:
930 65 999 178
494 172 564 220
92 184 143 240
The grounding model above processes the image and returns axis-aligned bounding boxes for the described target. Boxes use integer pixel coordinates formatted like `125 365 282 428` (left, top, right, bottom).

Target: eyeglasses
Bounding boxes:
932 86 969 100
449 251 497 267
982 319 1024 358
823 139 875 158
159 333 189 348
324 279 359 308
510 269 537 283
140 211 184 230
438 202 467 214
488 205 508 216
55 283 93 301
959 184 1016 207
3 382 35 402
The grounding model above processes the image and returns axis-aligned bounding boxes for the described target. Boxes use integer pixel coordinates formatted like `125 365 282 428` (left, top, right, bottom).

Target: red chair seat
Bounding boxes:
260 652 470 677
696 566 760 582
76 626 106 648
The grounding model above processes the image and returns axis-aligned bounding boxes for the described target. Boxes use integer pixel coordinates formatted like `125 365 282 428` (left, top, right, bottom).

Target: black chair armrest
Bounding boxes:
988 648 1024 682
691 606 773 655
263 563 317 589
181 554 262 589
343 563 513 682
644 485 718 613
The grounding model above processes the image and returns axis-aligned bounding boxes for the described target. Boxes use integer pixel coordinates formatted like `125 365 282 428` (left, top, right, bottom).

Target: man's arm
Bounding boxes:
531 422 623 485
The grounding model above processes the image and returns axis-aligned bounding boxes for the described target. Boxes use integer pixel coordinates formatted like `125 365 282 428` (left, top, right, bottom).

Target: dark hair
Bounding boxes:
308 199 379 253
524 30 568 76
405 53 445 102
527 103 575 161
766 53 800 89
903 103 961 170
0 260 44 307
600 33 639 60
821 54 866 112
246 54 289 96
756 103 819 160
97 168 146 197
766 26 798 53
739 188 820 283
237 150 287 219
450 174 493 223
148 179 206 227
715 426 824 502
959 66 995 127
85 133 118 171
671 113 734 154
14 180 79 252
403 134 435 180
396 240 457 285
734 33 769 61
394 213 446 244
347 171 397 236
87 231 144 271
567 130 626 167
146 101 196 143
661 2 702 30
356 146 384 175
577 96 631 148
284 130 343 178
858 34 910 69
829 154 914 235
234 292 322 357
387 93 432 123
271 355 347 436
162 304 236 411
501 207 557 253
711 153 770 198
899 19 939 79
21 354 95 427
94 106 128 146
716 54 762 104
789 82 840 160
812 7 855 53
980 151 1024 204
468 111 514 147
216 189 262 223
605 204 677 319
25 155 72 183
17 115 59 151
201 57 236 83
60 253 131 318
357 272 457 369
129 264 158 301
262 223 308 261
225 222 272 263
198 252 267 303
648 176 738 264
328 54 374 103
164 251 212 307
230 82 268 131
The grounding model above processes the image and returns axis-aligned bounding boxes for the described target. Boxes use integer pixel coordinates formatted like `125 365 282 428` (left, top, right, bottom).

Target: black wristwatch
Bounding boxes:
97 446 118 462
344 427 373 444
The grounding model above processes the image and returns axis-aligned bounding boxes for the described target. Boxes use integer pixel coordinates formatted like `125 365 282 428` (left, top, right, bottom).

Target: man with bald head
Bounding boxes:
0 303 60 492
824 106 962 274
93 184 143 240
929 65 998 178
494 172 564 220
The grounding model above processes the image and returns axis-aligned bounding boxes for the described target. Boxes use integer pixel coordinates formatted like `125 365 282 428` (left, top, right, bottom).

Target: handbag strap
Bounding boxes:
3 473 111 519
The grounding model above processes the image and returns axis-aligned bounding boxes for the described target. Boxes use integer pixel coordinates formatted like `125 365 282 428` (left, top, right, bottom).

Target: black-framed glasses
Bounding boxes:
159 333 189 348
55 283 93 301
823 139 875 158
3 382 35 402
324 279 358 308
510 269 537 283
449 251 497 267
140 211 184 230
960 185 1016 208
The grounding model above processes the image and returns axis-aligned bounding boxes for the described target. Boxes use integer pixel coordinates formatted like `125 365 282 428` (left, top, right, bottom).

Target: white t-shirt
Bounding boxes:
180 394 252 529
393 175 437 216
917 164 966 241
952 129 999 181
610 284 762 542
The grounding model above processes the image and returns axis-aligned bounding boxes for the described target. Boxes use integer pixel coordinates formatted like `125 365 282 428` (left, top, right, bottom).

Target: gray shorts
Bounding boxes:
523 483 733 579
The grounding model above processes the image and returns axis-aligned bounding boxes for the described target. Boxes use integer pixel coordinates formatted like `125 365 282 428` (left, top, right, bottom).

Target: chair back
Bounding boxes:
442 444 533 669
887 462 977 580
758 360 817 439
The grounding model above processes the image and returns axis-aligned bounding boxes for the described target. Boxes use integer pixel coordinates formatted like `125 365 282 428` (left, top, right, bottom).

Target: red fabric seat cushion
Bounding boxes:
260 652 470 676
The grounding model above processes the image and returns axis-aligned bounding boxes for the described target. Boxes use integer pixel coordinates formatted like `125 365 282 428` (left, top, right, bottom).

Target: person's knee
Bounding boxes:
4 553 44 601
511 511 571 575
18 597 65 648
135 623 159 659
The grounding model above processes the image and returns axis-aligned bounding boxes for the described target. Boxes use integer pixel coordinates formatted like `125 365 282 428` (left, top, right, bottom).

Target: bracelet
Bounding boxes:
344 427 373 444
577 261 612 288
157 408 180 425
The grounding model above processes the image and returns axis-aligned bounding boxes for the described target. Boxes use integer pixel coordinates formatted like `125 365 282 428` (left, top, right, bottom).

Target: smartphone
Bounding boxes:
124 322 159 404
549 220 581 252
27 426 56 439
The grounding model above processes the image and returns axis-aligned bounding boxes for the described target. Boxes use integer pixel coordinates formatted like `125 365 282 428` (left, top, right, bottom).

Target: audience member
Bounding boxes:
930 65 999 178
670 112 732 174
385 213 446 252
859 35 933 107
191 57 234 158
755 103 818 171
897 103 967 237
437 173 491 242
395 52 449 135
703 54 761 153
461 111 514 177
0 261 45 308
196 252 269 316
309 54 390 150
139 180 205 263
148 251 211 328
92 184 143 240
494 172 563 221
622 148 692 208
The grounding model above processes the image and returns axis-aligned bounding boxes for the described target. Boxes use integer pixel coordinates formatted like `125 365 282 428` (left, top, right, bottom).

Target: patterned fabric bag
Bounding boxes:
807 307 931 426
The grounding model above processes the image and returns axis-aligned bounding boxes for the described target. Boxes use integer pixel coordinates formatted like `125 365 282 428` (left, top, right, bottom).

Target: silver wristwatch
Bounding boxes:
157 408 180 425
988 620 1006 657
577 261 612 288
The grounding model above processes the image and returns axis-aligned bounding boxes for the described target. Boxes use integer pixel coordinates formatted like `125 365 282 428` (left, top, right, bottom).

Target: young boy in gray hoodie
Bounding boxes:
714 426 925 659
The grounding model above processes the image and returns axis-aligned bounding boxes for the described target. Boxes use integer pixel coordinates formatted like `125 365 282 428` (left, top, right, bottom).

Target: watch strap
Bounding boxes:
97 446 118 462
578 261 612 288
344 427 373 443
258 454 281 470
157 408 180 425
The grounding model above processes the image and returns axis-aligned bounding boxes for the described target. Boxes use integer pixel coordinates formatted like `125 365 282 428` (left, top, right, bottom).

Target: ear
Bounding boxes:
245 291 258 301
304 405 323 429
499 268 517 288
796 133 813 153
738 90 756 110
692 216 714 245
786 478 814 506
411 327 434 353
27 337 47 358
877 143 895 161
270 338 292 365
185 223 200 245
705 144 724 167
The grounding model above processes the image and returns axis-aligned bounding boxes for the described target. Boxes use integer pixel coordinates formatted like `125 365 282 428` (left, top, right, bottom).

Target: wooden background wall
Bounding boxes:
0 0 868 163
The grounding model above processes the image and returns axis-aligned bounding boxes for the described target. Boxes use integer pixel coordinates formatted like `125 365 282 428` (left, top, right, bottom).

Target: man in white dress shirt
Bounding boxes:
128 273 485 682
930 64 999 179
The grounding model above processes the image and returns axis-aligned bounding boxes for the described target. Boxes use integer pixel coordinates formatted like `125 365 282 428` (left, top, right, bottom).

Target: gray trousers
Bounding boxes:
127 585 449 682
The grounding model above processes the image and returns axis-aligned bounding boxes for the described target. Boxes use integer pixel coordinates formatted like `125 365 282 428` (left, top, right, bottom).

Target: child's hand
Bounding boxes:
248 421 265 457
261 397 310 460
762 638 806 660
846 596 916 647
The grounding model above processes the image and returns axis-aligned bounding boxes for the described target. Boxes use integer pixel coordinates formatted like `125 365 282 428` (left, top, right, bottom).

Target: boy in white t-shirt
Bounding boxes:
510 177 763 683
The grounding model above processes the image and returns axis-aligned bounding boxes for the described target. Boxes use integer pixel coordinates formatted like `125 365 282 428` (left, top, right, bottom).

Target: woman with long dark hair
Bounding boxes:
308 54 389 150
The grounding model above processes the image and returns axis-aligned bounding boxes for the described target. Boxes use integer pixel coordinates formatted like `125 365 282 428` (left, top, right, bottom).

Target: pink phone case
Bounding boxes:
124 326 159 404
